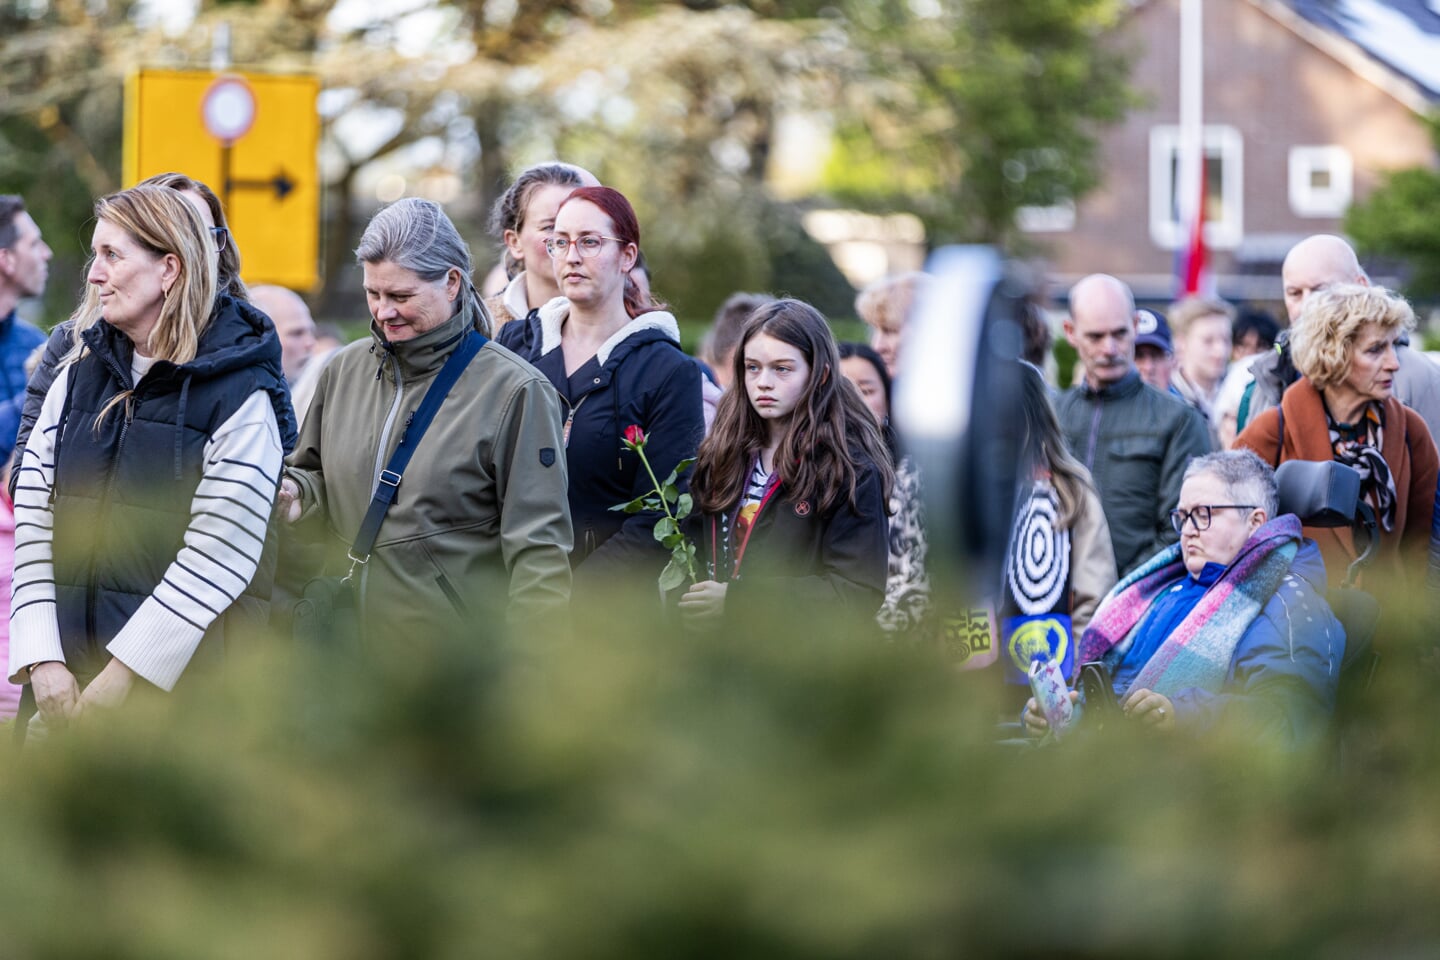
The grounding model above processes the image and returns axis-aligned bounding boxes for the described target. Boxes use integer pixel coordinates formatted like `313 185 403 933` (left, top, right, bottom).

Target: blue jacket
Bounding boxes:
1165 539 1345 749
497 302 705 581
0 310 48 464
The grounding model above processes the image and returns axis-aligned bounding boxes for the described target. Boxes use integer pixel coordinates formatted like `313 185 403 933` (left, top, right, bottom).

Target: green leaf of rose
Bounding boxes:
658 558 687 592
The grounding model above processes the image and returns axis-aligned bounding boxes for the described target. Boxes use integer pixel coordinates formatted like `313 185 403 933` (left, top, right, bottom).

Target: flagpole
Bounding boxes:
1179 0 1205 296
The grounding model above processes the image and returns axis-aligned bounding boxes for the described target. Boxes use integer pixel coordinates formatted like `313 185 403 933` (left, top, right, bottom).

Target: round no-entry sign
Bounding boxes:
201 76 256 143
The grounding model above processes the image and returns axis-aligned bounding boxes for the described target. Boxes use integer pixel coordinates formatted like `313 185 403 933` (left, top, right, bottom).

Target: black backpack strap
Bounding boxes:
344 329 487 578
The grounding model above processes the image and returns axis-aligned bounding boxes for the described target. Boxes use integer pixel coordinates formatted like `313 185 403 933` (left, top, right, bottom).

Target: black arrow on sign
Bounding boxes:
227 170 296 201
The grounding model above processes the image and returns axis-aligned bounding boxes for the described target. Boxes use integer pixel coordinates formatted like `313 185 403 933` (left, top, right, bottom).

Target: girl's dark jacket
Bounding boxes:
697 455 890 621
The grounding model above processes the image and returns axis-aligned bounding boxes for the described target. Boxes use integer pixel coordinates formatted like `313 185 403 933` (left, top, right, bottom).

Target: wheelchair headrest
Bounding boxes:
1275 459 1360 528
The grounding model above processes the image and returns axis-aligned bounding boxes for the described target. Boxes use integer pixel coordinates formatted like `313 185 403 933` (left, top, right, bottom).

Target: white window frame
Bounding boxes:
1012 148 1076 233
1016 200 1076 233
1289 145 1353 217
1149 124 1244 250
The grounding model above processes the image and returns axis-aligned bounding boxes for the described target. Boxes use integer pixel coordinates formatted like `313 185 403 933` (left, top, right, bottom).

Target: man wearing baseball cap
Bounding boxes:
1133 308 1177 395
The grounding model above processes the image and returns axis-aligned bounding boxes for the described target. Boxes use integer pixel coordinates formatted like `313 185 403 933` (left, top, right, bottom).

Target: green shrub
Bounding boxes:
4 591 1438 956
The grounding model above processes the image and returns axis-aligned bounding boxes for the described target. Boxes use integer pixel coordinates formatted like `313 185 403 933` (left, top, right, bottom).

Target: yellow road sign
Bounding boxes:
124 68 320 291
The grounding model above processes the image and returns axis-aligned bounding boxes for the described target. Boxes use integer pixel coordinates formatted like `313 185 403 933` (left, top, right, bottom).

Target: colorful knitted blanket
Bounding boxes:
1077 515 1302 698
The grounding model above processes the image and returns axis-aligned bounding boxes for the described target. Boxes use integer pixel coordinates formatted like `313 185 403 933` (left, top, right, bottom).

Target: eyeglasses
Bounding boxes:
1169 504 1259 534
544 235 623 259
210 227 229 253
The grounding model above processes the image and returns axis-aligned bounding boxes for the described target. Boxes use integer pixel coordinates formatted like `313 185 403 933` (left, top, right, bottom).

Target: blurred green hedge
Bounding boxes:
2 593 1438 958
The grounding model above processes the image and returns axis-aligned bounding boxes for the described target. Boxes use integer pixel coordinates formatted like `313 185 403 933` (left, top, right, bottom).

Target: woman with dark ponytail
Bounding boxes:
497 186 704 585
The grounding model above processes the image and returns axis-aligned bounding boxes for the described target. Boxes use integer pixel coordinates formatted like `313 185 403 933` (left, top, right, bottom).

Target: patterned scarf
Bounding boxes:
1077 515 1301 698
1327 401 1396 532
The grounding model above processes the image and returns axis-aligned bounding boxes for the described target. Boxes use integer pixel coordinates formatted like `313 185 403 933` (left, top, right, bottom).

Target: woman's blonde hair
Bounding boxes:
68 185 218 427
1167 296 1234 338
1290 283 1414 390
855 272 930 332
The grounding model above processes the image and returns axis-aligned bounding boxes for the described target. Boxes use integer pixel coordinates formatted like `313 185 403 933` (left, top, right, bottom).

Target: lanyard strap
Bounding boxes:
346 329 487 576
729 475 780 579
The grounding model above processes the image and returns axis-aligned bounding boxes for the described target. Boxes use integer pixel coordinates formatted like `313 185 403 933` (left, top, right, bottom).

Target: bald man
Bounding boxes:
1057 275 1212 575
250 285 329 425
1239 235 1440 441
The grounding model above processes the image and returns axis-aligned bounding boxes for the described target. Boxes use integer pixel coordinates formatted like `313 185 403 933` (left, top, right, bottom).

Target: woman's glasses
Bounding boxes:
544 235 622 259
210 226 229 252
1169 504 1259 534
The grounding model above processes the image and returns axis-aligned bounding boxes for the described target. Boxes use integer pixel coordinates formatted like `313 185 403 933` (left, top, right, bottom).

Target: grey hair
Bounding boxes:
356 197 491 336
1182 449 1278 518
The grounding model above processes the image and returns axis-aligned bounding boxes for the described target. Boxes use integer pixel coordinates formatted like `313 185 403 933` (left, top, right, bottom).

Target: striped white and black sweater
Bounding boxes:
9 372 282 692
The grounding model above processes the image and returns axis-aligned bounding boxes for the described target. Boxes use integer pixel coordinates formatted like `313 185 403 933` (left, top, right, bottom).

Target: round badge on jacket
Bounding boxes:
793 500 812 517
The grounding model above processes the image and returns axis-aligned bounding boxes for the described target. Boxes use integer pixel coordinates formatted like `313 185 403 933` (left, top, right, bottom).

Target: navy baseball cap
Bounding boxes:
1134 309 1172 353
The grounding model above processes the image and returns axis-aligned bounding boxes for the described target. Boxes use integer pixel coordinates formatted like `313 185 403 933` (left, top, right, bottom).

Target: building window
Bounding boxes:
1289 146 1353 217
1009 148 1076 233
1017 201 1076 233
1149 125 1244 250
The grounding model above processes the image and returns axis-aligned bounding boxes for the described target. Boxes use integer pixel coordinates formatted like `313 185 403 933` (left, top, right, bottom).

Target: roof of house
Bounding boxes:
1282 0 1440 101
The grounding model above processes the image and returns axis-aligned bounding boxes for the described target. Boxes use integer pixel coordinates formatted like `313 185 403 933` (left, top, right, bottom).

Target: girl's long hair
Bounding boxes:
1016 360 1094 529
693 299 894 516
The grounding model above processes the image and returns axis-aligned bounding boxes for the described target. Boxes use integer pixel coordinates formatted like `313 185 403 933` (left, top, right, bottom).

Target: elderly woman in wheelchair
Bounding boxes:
1024 450 1346 750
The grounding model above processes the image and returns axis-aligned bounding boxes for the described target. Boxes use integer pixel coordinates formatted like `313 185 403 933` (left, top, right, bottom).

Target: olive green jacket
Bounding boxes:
285 307 573 641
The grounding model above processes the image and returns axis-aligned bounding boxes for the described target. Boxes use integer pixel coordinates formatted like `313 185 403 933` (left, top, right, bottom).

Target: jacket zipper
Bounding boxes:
562 394 587 448
1085 398 1102 471
435 570 468 618
360 353 406 621
86 354 139 647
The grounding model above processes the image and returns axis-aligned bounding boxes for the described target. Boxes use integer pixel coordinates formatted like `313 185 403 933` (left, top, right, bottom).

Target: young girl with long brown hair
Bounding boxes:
678 299 893 629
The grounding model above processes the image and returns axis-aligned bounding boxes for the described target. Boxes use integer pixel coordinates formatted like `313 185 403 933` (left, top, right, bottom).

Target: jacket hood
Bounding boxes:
536 298 681 367
501 272 532 320
84 293 298 453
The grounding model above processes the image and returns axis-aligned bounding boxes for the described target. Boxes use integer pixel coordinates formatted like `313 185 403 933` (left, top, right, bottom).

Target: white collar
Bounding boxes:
502 272 532 319
536 299 680 367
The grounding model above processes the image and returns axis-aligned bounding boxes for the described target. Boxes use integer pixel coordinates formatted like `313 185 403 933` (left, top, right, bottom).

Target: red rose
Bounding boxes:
623 424 646 447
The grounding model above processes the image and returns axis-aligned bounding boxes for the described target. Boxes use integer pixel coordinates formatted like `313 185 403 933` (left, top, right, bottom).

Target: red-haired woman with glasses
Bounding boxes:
497 186 704 588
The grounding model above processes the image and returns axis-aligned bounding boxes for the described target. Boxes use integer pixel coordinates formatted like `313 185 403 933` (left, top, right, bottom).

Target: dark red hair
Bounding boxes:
556 186 658 318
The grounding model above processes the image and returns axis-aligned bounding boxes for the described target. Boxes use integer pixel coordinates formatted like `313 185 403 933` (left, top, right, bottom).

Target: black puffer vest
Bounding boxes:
49 296 296 682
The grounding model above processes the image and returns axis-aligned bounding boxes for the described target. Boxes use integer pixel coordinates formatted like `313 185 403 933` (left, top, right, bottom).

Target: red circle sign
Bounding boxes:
201 76 257 143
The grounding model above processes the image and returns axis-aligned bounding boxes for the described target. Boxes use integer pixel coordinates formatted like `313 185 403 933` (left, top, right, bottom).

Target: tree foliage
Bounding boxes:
1 0 1135 325
1345 112 1440 300
821 0 1135 247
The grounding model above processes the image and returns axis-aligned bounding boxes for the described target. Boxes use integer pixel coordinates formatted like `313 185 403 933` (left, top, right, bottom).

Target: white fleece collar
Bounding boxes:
501 272 531 320
536 299 680 367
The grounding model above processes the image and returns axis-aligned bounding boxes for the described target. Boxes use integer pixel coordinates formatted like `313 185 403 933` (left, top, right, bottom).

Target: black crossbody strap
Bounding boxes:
345 330 487 576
